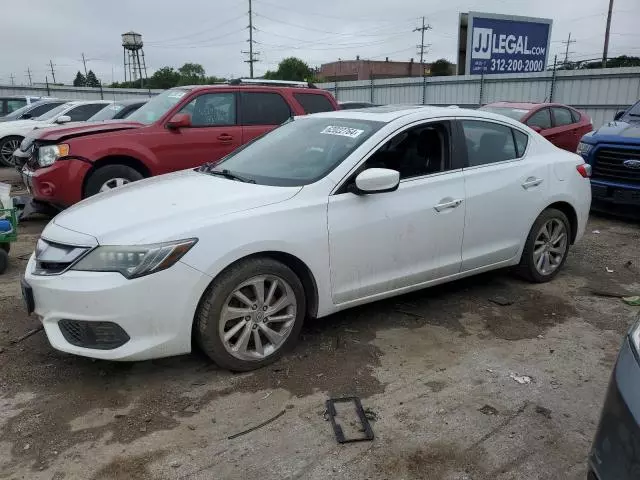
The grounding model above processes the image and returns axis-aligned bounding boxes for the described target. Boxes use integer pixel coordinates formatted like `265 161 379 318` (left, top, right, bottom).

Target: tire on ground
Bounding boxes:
195 257 307 372
0 248 8 274
516 207 571 283
84 164 144 198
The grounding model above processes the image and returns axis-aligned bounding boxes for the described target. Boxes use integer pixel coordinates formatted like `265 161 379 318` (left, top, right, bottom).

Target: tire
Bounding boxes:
0 136 23 168
195 257 307 372
84 164 144 198
516 208 571 283
0 242 9 254
0 248 8 274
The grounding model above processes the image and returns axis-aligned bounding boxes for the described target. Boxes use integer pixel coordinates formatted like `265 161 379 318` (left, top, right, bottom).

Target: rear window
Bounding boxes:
294 93 335 114
240 92 291 125
479 106 530 121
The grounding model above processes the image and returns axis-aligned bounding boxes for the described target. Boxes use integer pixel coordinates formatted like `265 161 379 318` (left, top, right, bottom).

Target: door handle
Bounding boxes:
522 177 543 189
217 134 233 144
434 199 463 212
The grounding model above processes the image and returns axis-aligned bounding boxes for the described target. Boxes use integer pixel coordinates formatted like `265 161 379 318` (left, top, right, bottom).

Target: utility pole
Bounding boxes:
243 0 258 78
602 0 614 67
25 67 32 86
81 53 88 76
414 16 432 67
561 32 576 65
48 60 57 84
9 73 15 86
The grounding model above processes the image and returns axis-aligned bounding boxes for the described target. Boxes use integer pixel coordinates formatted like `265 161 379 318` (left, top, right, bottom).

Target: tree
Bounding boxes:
429 59 453 76
263 57 313 81
148 67 181 89
85 70 101 88
178 62 206 85
73 71 86 87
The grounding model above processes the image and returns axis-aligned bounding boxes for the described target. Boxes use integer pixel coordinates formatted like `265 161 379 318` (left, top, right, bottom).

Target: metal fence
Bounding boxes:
318 67 640 128
0 84 161 101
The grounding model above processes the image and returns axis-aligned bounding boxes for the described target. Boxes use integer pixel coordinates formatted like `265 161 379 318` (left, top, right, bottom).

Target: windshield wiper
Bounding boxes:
200 165 255 183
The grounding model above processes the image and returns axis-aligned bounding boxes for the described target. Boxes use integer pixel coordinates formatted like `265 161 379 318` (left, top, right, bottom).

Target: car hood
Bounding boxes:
0 119 48 134
30 121 143 142
585 120 640 145
50 169 302 245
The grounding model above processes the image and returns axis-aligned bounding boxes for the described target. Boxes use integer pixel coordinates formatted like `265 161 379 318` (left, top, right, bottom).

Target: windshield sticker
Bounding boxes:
109 105 124 111
167 91 186 99
321 125 364 138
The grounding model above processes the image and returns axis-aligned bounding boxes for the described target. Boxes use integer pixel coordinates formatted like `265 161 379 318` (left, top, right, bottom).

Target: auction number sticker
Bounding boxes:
321 126 364 138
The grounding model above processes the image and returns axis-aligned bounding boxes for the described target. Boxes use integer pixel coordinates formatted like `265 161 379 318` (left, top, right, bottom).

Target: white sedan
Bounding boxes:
0 100 111 166
23 106 591 371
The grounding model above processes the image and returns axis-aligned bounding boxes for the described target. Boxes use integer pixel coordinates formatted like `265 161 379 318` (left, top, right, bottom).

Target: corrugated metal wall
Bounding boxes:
319 67 640 128
0 84 160 101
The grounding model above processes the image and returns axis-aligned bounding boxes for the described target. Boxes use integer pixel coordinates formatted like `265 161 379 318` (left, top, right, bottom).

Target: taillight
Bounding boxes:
576 164 592 178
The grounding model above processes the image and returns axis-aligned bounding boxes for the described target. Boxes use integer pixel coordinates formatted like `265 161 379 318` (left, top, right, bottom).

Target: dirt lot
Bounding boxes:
1 166 639 480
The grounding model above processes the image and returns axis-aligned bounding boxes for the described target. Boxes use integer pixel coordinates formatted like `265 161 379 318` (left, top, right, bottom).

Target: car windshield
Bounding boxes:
126 89 189 124
202 117 384 186
3 104 34 120
34 103 70 121
480 106 531 121
87 103 125 121
621 100 640 121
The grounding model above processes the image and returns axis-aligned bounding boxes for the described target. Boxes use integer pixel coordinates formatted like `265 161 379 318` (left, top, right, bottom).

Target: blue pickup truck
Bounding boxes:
578 100 640 215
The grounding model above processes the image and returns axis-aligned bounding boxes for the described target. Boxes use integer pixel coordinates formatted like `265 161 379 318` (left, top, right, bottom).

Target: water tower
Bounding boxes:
122 31 148 87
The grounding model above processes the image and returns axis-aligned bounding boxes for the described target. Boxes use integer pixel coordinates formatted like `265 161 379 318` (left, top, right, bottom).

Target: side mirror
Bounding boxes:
530 125 543 133
167 113 192 129
352 168 400 195
55 115 71 124
614 110 625 121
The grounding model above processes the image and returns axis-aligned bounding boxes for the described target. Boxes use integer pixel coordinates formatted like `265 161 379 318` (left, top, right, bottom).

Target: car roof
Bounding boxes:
484 101 573 110
114 98 148 105
179 84 328 94
64 100 112 106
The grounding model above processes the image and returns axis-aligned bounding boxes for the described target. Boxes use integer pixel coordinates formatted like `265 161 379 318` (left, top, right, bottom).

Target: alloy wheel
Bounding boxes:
0 139 21 166
533 218 568 276
99 178 130 192
219 275 297 361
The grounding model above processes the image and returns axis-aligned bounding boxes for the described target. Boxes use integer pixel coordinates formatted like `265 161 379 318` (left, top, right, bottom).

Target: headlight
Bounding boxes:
70 238 197 279
38 143 69 167
576 142 593 157
630 319 640 353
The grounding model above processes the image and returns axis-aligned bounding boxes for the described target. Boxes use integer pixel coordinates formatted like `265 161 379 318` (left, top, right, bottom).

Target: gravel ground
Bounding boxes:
1 167 639 480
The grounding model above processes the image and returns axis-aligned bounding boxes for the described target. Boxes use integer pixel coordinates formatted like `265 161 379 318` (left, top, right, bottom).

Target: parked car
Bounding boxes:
16 80 339 208
339 101 380 109
0 99 66 123
589 317 640 480
578 99 640 215
0 96 50 117
480 102 592 152
85 99 148 122
22 106 591 370
0 100 111 167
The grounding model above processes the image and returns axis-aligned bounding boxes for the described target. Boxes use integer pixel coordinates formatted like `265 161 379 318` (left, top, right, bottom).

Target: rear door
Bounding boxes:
459 119 549 271
550 106 581 152
239 91 292 143
525 107 553 140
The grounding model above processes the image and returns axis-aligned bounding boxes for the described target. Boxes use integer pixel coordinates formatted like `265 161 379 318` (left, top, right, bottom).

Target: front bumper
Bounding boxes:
589 337 640 479
21 159 92 208
24 254 212 361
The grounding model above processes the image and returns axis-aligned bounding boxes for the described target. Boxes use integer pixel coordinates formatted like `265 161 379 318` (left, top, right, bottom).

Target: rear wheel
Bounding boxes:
84 165 143 198
0 248 8 274
517 208 570 283
195 258 306 371
0 136 23 167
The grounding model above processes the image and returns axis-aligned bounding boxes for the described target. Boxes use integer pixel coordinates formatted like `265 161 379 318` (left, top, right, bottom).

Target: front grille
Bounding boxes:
592 147 640 185
58 320 130 350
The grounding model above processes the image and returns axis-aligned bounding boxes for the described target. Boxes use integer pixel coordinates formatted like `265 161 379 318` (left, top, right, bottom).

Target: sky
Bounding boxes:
1 0 638 85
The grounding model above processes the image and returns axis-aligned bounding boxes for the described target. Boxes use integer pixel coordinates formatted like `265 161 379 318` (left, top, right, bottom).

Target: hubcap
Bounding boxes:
0 139 20 165
219 275 297 361
99 178 130 192
533 218 568 276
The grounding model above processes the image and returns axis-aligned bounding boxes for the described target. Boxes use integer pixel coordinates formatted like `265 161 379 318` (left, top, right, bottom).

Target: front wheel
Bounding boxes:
517 208 571 283
84 165 144 198
0 136 23 167
195 258 306 371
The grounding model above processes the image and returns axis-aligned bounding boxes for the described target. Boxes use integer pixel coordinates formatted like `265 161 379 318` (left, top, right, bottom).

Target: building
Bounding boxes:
318 56 429 81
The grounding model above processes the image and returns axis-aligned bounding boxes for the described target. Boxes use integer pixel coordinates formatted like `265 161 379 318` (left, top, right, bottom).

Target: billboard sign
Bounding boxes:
464 12 552 75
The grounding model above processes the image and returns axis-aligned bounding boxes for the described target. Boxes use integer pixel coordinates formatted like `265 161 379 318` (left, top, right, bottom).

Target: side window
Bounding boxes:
294 93 335 114
552 107 574 127
7 99 26 113
461 120 517 167
66 104 108 121
570 109 581 123
527 108 552 130
240 92 291 125
513 129 529 157
26 102 63 118
364 121 451 179
180 93 236 126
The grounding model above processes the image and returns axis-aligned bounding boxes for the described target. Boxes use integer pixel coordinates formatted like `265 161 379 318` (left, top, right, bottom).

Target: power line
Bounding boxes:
145 10 246 45
414 16 432 65
561 32 576 65
243 0 259 78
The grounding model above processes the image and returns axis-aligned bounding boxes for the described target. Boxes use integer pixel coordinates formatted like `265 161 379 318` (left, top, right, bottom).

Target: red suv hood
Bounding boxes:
31 121 143 142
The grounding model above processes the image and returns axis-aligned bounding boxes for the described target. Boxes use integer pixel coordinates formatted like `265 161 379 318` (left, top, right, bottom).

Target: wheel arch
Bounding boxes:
82 155 151 196
545 201 578 244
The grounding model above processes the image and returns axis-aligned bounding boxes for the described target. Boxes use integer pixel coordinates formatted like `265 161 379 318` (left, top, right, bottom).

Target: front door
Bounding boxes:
459 119 550 271
327 120 466 305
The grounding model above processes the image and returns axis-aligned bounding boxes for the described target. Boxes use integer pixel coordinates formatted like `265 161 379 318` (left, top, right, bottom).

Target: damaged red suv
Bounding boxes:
15 80 338 208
